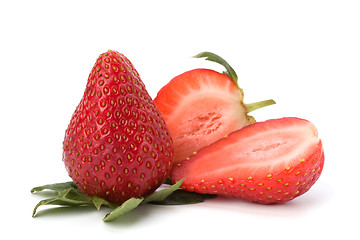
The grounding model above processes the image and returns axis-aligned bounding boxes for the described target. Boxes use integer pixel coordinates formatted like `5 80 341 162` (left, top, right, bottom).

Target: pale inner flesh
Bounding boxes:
167 86 247 164
190 122 320 179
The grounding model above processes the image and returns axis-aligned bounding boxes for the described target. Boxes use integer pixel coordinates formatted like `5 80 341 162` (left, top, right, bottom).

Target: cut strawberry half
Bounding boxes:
154 52 275 167
171 117 324 204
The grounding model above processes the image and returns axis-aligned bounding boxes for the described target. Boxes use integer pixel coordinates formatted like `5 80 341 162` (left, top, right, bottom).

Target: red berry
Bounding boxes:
62 50 173 205
154 52 275 167
171 117 324 204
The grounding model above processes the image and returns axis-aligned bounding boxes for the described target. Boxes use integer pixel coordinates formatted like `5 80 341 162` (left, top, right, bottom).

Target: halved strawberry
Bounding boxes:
154 52 275 167
171 117 324 204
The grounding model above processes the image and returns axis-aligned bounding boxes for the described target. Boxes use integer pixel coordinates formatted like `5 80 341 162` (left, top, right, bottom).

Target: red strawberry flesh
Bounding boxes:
171 117 324 204
155 69 251 165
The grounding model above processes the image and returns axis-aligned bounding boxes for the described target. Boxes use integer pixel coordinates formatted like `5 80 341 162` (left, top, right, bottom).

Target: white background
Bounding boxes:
1 0 359 239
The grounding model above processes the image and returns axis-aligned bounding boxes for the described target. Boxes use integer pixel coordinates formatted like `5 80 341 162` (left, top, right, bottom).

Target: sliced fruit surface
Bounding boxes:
154 52 275 167
171 117 324 204
155 68 251 166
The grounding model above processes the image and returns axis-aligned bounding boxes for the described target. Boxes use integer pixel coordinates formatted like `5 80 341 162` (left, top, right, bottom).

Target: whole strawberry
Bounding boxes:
62 50 173 205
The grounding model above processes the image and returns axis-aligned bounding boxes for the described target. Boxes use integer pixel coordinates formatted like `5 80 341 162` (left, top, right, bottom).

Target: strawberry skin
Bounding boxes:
62 50 173 205
171 117 324 204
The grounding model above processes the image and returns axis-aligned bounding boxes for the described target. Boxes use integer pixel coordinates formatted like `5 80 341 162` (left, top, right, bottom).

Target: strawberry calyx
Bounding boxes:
246 99 277 113
193 51 241 91
194 51 276 113
31 179 215 221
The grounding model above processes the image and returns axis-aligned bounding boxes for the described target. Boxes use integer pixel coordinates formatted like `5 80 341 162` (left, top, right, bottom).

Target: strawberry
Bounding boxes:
154 52 275 167
171 117 324 204
62 50 173 205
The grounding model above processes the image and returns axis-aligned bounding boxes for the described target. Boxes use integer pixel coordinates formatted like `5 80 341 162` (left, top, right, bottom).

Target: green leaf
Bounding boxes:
31 179 216 221
92 196 118 210
246 99 276 113
145 179 217 205
103 198 144 222
32 198 67 217
32 188 93 217
149 190 217 205
193 51 240 91
143 179 184 203
31 181 78 193
103 179 184 221
58 188 93 204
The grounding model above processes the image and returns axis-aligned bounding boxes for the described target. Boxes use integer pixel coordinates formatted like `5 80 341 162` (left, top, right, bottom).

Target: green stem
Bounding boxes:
193 51 241 90
246 99 276 113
